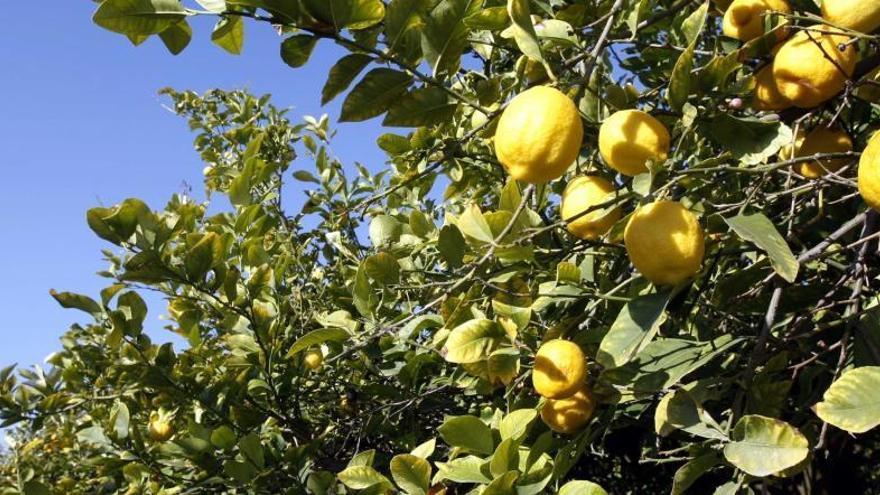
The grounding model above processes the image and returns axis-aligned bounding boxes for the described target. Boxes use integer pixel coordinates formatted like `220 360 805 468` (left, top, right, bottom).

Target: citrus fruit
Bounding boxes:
821 0 880 34
148 411 174 442
722 0 791 42
753 63 790 111
532 339 586 399
772 25 858 108
540 384 596 434
792 127 854 178
560 176 622 240
858 131 880 211
495 86 583 184
304 349 324 371
624 201 705 286
779 128 806 161
598 110 670 176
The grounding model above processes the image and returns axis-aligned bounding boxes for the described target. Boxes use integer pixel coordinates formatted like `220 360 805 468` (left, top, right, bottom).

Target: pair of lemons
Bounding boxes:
532 339 594 434
722 0 874 110
496 87 704 286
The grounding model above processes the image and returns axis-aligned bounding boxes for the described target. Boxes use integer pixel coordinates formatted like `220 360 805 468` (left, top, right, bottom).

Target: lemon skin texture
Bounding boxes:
793 128 854 178
495 86 583 184
772 26 858 108
822 0 880 34
598 110 670 176
540 385 596 434
561 176 622 240
148 412 174 442
532 339 586 399
624 201 705 286
304 349 324 371
722 0 791 42
858 131 880 212
753 64 790 111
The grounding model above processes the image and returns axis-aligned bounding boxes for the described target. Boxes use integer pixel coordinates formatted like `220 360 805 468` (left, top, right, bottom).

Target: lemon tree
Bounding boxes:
3 0 880 493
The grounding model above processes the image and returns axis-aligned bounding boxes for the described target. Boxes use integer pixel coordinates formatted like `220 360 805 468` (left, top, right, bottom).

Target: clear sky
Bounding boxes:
0 3 386 370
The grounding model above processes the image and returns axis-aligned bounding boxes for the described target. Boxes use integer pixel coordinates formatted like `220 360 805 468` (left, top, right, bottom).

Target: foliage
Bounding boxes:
3 0 880 493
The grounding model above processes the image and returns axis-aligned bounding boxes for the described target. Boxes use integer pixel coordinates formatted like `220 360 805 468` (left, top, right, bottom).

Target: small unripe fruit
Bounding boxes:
148 411 174 442
303 349 324 371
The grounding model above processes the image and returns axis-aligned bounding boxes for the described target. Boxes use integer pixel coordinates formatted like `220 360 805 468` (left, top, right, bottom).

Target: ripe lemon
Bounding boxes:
791 127 854 178
560 176 622 240
532 339 586 399
304 349 324 371
598 110 670 176
821 0 880 34
858 131 880 212
540 384 596 434
772 26 858 108
753 64 790 111
624 201 705 286
722 0 791 42
495 86 583 184
148 411 174 442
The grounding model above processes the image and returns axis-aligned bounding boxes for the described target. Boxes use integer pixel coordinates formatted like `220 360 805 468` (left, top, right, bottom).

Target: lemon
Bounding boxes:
791 127 854 178
148 411 174 442
722 0 791 42
822 0 880 34
778 128 806 161
772 25 858 108
560 176 622 240
856 67 880 103
495 86 583 184
532 339 586 399
858 131 880 212
753 64 790 111
304 349 324 371
598 110 670 176
540 385 596 434
624 201 705 286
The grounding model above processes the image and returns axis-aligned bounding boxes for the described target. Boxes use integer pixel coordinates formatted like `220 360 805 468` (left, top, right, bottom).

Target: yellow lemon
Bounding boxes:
792 127 854 178
495 86 583 184
624 201 705 286
722 0 791 41
560 176 622 240
858 131 880 211
772 26 858 108
598 110 670 176
540 385 596 434
532 339 586 399
822 0 880 34
148 411 174 442
304 349 324 371
753 64 790 111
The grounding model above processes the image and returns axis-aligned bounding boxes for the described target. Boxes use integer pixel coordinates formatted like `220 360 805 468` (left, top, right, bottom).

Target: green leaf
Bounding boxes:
596 290 671 369
465 6 509 30
341 68 413 122
655 389 727 440
483 470 519 495
378 133 412 156
185 232 220 281
680 1 709 44
348 449 376 467
286 328 350 358
443 319 505 364
303 0 385 31
22 481 51 495
364 252 401 285
224 460 257 483
435 456 491 483
210 425 236 450
672 453 720 495
723 415 809 477
322 54 374 105
438 415 494 454
506 0 544 62
421 0 481 77
457 204 495 244
159 19 192 55
499 409 536 441
337 465 392 490
814 366 880 433
369 215 403 246
489 438 519 478
212 16 244 55
390 454 431 495
50 290 103 317
93 0 186 36
384 87 457 127
725 213 799 283
558 480 608 495
87 198 150 244
438 225 466 268
667 2 708 110
702 114 792 165
281 35 319 68
239 433 265 468
353 264 378 317
410 438 436 458
111 401 130 439
195 0 225 12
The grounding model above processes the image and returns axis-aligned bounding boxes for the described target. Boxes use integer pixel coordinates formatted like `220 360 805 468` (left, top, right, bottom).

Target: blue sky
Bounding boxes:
0 3 386 369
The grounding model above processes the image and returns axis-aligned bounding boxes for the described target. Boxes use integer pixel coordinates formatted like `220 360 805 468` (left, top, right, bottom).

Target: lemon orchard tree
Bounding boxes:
4 0 880 493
